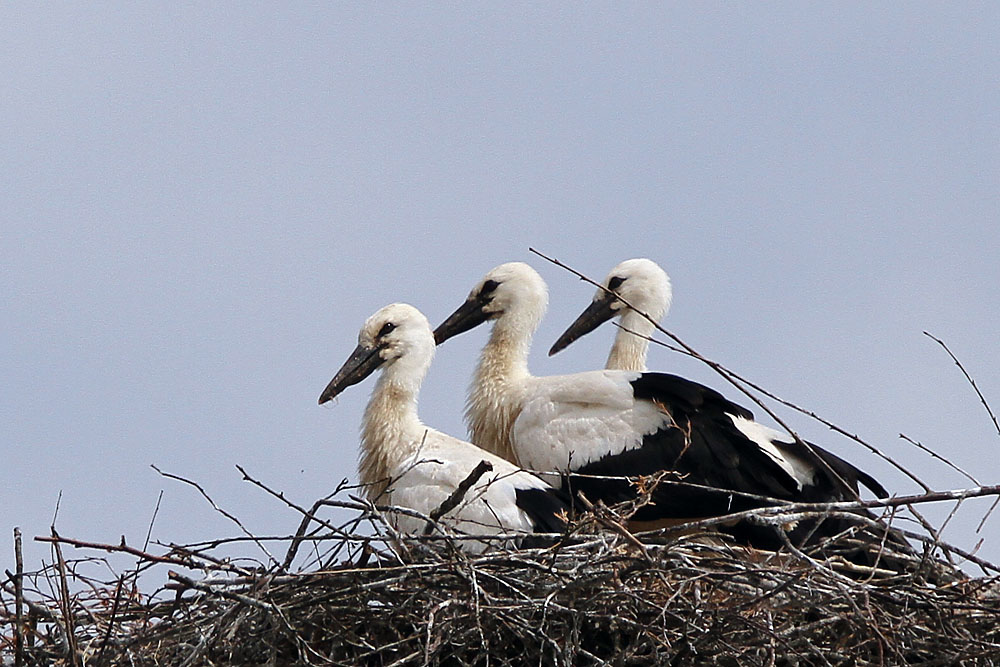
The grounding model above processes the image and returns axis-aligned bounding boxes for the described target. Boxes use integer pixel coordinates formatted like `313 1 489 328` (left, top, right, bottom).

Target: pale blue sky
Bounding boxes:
3 5 999 577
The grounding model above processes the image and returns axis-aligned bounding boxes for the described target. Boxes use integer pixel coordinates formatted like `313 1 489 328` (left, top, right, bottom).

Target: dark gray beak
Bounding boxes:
318 343 385 404
549 292 617 356
433 297 490 345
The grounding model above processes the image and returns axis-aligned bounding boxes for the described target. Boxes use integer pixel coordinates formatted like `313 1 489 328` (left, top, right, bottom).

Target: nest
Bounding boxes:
4 479 1000 667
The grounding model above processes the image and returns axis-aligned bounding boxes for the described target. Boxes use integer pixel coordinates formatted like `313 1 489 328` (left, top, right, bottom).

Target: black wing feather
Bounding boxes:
514 486 569 535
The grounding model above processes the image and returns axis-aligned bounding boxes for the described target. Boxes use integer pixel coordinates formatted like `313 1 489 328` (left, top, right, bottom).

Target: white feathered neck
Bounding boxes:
465 263 548 466
356 306 435 500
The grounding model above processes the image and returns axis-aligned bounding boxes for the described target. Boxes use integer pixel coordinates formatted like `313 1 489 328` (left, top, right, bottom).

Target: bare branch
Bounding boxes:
925 331 1000 438
151 464 281 570
424 460 494 533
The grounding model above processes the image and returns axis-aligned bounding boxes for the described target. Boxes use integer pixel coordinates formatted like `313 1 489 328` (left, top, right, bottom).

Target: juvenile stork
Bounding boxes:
319 303 566 553
433 263 889 549
549 258 671 372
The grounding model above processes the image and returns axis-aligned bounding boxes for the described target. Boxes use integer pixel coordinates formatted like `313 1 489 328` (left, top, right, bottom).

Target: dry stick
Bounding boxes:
13 527 24 667
925 331 1000 438
142 490 164 555
583 294 953 551
574 494 652 564
532 249 944 502
924 330 1000 536
284 496 369 570
166 571 281 613
627 322 935 494
898 433 979 486
977 496 1000 534
34 534 199 569
896 432 979 540
235 465 353 570
49 528 79 667
94 575 125 667
151 464 281 570
424 460 494 534
158 541 257 576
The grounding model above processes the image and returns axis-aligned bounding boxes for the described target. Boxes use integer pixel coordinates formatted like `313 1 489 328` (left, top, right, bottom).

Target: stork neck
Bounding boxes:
606 308 654 372
481 320 533 382
464 320 533 465
359 369 424 500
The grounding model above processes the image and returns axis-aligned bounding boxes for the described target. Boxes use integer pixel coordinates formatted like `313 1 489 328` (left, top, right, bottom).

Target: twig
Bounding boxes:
167 571 281 613
925 331 1000 438
235 465 353 570
424 460 494 533
530 248 950 506
35 534 199 569
617 321 936 495
531 250 971 563
151 464 281 570
14 527 24 667
899 433 979 485
49 528 79 667
95 575 125 667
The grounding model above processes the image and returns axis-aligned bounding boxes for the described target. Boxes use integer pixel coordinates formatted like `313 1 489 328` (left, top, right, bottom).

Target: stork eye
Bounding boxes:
608 276 626 291
479 279 500 299
377 322 396 338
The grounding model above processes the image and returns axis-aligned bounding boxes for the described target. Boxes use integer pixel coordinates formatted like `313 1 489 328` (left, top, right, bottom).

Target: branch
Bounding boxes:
924 331 1000 438
424 460 494 534
13 527 24 667
35 534 198 569
151 465 281 570
167 571 280 613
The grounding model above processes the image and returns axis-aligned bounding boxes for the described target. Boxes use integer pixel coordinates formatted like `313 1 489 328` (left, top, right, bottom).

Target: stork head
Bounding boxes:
549 258 672 356
434 262 548 345
319 303 435 404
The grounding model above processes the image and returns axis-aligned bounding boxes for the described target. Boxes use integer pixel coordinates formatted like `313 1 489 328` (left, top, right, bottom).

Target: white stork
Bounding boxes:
433 263 890 549
319 303 566 553
549 258 671 372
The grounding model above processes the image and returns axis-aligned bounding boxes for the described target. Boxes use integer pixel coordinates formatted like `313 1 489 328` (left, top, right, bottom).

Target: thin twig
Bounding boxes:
925 331 1000 438
424 460 494 533
236 465 353 571
151 464 281 570
49 528 79 667
167 571 281 613
35 534 199 569
95 575 125 667
899 433 979 485
14 527 24 667
531 250 973 564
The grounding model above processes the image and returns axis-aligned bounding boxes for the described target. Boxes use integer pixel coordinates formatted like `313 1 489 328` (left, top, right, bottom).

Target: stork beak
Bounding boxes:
433 297 490 345
318 343 384 404
549 292 617 356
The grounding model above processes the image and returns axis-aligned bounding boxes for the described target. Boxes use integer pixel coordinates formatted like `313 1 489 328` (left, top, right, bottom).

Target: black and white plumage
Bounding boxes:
319 303 566 553
433 262 890 549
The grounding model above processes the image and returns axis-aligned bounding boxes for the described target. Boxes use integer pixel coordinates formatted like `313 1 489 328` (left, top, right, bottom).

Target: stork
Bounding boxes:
549 258 671 372
319 303 566 553
433 263 890 550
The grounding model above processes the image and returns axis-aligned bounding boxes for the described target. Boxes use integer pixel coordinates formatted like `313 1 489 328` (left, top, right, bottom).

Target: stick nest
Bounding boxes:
4 496 1000 667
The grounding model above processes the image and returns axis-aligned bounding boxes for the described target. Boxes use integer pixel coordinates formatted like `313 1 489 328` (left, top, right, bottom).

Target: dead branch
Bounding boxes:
424 460 493 533
925 330 1000 438
34 534 198 570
